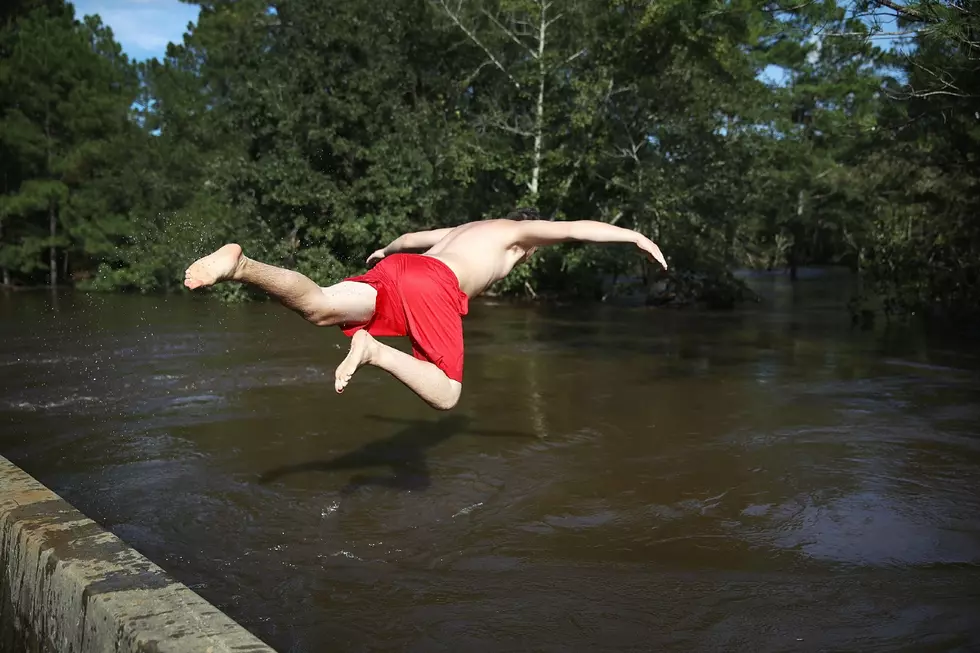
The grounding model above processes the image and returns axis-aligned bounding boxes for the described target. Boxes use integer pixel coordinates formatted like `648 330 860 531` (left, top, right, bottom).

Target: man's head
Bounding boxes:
505 207 540 221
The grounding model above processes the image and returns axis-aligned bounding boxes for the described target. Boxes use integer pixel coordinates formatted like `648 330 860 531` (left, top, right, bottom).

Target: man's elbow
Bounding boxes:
521 221 574 246
397 232 427 250
564 222 583 240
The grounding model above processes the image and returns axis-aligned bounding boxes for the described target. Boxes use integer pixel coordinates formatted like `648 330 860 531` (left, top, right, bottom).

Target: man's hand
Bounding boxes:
636 236 668 270
366 248 386 267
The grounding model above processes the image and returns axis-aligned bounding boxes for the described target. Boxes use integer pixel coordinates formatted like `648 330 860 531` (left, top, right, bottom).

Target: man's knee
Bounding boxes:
432 379 462 411
315 282 376 327
286 295 337 326
310 312 341 327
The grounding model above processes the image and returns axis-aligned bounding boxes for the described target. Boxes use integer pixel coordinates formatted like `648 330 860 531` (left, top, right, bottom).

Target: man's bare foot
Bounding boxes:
184 244 246 289
335 330 377 394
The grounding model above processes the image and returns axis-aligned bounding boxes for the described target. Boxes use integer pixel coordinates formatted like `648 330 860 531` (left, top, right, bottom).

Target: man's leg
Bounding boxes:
335 331 462 411
186 244 461 409
184 243 374 326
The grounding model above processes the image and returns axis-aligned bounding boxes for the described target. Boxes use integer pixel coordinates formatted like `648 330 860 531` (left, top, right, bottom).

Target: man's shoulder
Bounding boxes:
470 218 524 229
467 219 527 238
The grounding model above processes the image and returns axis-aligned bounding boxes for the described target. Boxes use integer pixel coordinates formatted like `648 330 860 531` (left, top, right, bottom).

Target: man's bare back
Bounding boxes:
184 213 666 410
412 221 536 297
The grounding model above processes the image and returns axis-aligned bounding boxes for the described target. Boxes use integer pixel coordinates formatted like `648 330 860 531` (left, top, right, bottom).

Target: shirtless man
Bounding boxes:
183 209 667 410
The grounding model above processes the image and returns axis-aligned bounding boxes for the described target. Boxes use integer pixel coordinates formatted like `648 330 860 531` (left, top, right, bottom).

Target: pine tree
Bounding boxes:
0 2 138 286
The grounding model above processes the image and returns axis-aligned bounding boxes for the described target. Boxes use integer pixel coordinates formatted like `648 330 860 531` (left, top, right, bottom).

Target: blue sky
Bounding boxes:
72 0 199 61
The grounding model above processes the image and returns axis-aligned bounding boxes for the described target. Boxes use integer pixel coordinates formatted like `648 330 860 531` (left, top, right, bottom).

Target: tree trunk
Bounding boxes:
0 215 6 286
436 0 552 204
528 1 547 203
789 189 804 282
45 107 57 289
1 170 6 286
49 203 57 288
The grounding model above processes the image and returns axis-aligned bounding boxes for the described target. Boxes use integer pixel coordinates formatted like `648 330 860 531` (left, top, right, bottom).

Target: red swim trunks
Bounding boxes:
340 254 469 382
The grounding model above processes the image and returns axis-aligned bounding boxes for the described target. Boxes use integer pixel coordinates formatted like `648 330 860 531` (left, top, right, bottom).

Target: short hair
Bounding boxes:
505 207 540 221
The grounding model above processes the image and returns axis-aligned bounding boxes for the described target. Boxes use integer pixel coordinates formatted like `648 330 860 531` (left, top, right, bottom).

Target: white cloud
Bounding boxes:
805 34 823 65
72 0 199 60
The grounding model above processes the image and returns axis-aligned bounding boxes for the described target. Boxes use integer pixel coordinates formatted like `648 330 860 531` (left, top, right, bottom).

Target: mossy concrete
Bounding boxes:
0 455 276 653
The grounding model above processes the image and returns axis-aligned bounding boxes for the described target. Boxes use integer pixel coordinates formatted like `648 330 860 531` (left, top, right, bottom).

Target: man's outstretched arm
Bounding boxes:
516 220 668 269
367 228 455 265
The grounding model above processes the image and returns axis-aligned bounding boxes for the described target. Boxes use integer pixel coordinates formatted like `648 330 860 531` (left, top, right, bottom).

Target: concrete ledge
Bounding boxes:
0 455 276 653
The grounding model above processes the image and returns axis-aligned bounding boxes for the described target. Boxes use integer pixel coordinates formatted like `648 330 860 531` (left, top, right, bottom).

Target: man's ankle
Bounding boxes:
363 334 380 366
232 255 250 282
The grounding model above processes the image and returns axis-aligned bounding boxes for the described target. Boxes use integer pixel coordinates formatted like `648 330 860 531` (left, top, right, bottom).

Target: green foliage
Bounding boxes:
0 3 140 285
0 0 977 318
846 0 980 319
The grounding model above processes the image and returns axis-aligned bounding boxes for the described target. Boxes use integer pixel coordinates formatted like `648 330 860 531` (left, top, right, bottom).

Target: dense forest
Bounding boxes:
0 0 977 317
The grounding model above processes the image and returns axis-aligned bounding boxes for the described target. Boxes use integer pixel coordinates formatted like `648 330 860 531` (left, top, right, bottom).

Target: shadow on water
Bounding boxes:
258 414 530 493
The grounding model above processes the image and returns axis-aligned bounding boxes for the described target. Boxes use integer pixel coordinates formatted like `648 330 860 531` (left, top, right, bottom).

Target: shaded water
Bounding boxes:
1 271 979 651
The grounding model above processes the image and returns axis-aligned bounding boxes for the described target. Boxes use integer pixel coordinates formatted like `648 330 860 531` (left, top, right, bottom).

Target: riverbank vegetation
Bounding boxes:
1 0 977 318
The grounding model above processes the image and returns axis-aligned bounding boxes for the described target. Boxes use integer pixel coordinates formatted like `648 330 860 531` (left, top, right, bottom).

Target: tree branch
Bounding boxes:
545 13 564 29
460 60 495 88
479 114 533 137
560 48 587 67
434 0 521 89
905 55 964 92
902 88 974 98
825 29 923 38
765 0 817 12
481 10 536 58
871 0 927 22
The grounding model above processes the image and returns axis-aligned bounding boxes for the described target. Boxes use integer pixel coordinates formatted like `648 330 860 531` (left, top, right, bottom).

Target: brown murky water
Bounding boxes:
2 271 979 652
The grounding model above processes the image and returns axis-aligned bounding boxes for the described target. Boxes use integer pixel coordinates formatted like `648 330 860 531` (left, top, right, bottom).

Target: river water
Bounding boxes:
1 271 979 651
